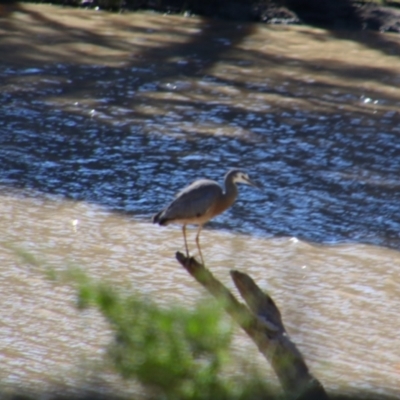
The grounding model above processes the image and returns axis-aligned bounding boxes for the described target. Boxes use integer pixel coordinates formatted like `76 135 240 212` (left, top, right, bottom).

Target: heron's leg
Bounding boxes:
182 224 189 258
195 225 205 265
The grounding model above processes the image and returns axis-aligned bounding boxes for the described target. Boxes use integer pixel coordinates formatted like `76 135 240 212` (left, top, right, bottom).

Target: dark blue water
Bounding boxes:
1 63 400 249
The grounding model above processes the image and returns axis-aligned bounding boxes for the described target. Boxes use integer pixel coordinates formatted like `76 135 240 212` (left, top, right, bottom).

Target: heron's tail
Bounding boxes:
152 210 168 226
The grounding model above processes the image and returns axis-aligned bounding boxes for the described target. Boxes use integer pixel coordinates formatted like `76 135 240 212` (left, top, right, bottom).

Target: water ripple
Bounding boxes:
1 63 400 250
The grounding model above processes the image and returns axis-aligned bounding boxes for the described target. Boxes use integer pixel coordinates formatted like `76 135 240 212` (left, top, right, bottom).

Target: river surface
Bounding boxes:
1 3 400 398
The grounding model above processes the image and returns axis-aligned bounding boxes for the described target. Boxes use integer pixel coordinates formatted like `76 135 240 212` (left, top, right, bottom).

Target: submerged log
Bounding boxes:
176 252 329 400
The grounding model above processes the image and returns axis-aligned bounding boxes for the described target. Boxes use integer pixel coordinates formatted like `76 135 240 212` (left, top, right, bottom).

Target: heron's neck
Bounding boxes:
222 178 238 208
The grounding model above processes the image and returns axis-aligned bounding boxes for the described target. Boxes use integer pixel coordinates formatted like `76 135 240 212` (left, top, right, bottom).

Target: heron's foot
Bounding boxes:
176 251 194 266
193 254 205 266
175 252 204 267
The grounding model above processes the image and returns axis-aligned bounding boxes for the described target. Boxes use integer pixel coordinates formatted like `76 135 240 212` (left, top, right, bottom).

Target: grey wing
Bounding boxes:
162 180 222 221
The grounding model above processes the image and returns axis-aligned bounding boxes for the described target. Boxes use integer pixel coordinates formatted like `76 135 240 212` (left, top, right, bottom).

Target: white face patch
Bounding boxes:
233 172 251 184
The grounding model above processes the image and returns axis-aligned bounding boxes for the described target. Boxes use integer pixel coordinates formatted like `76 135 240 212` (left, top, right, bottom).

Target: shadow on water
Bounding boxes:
1 3 400 250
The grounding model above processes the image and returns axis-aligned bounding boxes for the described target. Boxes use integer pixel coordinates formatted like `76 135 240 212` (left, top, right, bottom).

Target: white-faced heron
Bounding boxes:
152 169 258 264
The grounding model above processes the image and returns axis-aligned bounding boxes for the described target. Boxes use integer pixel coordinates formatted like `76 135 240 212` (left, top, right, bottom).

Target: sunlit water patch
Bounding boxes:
0 190 400 396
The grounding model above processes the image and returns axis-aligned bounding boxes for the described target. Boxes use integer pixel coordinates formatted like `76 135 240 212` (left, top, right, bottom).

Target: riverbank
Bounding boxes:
13 0 400 33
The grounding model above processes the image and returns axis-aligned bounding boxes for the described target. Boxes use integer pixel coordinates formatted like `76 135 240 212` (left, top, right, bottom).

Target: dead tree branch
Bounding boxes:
176 252 329 400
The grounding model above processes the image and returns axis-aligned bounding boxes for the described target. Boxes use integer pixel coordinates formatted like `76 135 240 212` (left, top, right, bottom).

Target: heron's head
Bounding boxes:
227 169 259 188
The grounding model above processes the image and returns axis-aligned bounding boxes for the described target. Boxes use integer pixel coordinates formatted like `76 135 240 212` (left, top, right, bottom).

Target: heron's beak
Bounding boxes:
245 177 261 189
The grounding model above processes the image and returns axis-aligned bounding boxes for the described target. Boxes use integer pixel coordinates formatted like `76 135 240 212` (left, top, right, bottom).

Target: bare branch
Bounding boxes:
176 252 329 400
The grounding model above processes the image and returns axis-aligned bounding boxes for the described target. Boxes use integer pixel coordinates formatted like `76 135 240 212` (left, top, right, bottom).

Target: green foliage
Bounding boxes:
67 270 274 400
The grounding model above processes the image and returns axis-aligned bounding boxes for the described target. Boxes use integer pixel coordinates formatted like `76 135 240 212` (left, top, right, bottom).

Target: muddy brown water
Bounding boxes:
1 3 400 397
